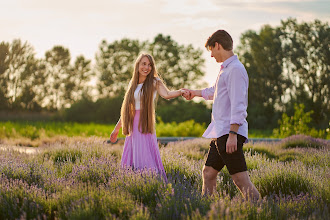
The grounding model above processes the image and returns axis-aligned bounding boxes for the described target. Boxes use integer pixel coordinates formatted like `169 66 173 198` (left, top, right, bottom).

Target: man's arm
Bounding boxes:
226 67 248 154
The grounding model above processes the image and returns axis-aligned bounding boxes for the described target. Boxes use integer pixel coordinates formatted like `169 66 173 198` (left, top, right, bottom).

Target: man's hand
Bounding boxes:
110 130 119 143
226 134 237 154
181 88 195 100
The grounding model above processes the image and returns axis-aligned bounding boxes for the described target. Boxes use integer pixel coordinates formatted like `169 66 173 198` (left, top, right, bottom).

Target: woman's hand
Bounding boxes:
181 88 194 100
110 129 119 143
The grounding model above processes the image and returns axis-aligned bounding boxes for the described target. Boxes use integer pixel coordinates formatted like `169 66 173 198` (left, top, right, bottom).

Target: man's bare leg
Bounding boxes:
202 165 219 195
231 171 260 200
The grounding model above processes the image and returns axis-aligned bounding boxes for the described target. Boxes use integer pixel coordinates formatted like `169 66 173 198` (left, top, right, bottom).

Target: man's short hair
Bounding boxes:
205 30 233 51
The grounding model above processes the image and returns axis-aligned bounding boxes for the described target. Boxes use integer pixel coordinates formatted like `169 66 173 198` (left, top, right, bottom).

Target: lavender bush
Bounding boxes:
0 135 328 219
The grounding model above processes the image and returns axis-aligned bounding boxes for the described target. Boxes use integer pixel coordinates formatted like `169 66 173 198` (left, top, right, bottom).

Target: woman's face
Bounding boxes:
138 56 152 78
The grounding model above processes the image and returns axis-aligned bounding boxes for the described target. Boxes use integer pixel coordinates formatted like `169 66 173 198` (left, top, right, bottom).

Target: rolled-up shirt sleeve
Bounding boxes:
227 67 248 126
202 85 215 100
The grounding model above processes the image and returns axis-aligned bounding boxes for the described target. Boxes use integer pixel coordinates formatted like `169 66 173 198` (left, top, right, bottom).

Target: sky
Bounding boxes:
1 0 329 86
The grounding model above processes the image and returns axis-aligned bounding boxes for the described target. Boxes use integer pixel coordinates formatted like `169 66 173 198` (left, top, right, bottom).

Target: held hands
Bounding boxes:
180 88 194 100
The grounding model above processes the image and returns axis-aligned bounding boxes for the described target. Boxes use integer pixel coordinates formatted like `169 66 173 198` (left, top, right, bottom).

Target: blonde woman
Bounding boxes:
109 53 184 180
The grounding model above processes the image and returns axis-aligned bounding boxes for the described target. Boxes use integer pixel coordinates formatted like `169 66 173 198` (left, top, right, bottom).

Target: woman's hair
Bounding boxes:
121 53 159 135
205 30 233 51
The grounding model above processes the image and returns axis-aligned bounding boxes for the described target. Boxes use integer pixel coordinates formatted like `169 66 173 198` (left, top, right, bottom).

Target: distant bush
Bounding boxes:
273 103 329 139
63 97 211 124
156 99 211 124
156 118 205 137
280 135 330 149
63 96 123 123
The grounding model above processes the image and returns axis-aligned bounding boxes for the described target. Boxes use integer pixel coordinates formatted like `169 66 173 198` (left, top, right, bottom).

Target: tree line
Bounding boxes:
0 18 329 130
238 18 329 129
0 33 210 124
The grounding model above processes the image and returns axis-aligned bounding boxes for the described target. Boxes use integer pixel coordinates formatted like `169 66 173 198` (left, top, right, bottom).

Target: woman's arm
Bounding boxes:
110 117 122 143
156 79 183 99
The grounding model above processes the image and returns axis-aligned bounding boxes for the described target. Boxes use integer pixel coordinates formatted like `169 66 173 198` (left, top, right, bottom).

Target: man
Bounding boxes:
182 30 260 200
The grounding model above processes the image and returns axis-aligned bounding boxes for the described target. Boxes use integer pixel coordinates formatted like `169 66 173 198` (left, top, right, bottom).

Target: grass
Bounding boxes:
0 121 276 148
0 134 329 219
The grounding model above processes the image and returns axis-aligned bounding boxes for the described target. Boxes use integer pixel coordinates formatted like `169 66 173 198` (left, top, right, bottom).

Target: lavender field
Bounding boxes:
0 135 329 219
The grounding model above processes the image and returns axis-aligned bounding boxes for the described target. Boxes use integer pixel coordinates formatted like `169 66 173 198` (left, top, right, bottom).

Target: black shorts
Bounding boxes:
205 134 247 175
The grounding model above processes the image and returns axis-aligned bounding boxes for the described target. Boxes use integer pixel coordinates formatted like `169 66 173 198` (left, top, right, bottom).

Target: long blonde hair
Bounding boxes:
121 53 159 135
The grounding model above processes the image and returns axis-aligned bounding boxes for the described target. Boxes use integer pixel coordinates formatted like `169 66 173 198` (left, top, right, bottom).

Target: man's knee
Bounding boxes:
232 172 251 188
202 166 218 181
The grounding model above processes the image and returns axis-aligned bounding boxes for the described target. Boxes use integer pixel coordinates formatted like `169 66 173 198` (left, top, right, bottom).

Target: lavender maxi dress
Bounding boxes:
120 81 167 180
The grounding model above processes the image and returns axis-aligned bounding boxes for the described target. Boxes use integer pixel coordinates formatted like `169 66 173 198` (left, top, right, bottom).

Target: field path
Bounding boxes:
0 145 40 154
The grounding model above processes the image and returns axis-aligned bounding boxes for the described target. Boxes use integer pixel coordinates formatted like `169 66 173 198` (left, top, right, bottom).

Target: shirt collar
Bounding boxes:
221 55 237 69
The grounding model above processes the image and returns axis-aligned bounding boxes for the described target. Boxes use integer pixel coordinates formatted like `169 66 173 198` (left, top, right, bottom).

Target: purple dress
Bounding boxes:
121 110 167 181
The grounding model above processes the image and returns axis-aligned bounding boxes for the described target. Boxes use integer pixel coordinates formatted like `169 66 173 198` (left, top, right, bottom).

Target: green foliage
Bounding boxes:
0 121 283 143
0 40 93 112
237 25 287 129
2 18 329 132
156 99 211 124
63 96 123 123
0 39 44 111
44 46 94 110
273 103 328 138
150 34 206 89
0 42 10 110
124 172 168 209
61 190 139 220
237 18 330 130
280 18 330 127
156 119 205 137
255 167 312 196
52 149 83 164
96 34 206 97
0 121 122 139
96 38 144 97
62 95 211 125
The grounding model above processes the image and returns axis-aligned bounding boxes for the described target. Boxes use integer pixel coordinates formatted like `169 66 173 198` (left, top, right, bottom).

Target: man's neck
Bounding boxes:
222 51 235 62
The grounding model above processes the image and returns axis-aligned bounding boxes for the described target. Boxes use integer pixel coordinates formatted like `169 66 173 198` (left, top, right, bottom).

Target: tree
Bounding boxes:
43 47 94 110
95 34 206 99
6 40 36 108
44 46 72 110
236 18 330 129
0 39 45 111
96 39 144 97
14 57 43 111
279 18 330 128
0 42 10 110
237 25 288 128
273 103 326 138
150 34 206 90
66 55 93 104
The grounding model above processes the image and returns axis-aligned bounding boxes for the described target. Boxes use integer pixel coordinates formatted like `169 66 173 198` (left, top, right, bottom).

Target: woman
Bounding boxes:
109 53 184 180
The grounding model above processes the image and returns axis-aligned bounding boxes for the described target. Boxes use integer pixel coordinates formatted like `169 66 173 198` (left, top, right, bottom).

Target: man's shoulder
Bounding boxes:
226 60 248 81
230 58 245 69
228 61 247 75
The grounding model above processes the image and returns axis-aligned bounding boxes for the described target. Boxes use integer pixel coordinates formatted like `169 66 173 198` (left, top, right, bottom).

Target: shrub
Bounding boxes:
280 135 330 149
273 103 328 138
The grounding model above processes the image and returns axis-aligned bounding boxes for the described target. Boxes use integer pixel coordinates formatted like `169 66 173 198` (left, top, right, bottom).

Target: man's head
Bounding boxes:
205 30 233 50
205 30 233 63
